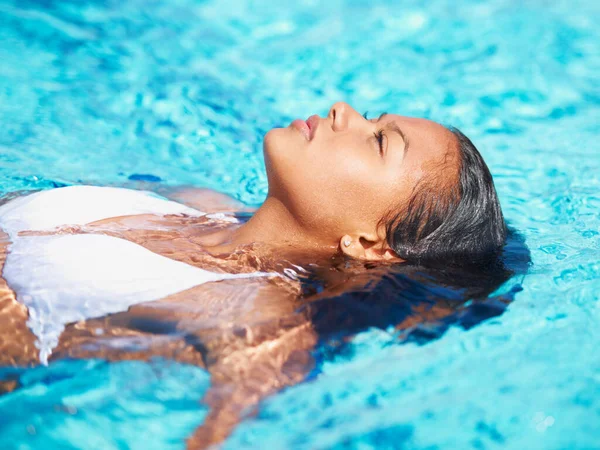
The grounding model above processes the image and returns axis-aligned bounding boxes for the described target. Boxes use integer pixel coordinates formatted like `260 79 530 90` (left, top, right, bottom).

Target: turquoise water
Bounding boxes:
0 360 210 449
1 0 599 448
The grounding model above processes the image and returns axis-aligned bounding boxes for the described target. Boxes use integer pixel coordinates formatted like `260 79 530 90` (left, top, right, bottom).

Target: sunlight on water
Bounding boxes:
0 0 598 448
0 359 210 449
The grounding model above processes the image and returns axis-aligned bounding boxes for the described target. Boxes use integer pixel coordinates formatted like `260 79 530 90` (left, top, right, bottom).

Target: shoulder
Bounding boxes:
0 185 203 237
161 186 255 214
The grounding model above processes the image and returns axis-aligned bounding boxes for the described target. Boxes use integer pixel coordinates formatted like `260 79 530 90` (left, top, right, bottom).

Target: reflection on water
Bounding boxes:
0 0 598 447
302 227 530 360
0 211 530 447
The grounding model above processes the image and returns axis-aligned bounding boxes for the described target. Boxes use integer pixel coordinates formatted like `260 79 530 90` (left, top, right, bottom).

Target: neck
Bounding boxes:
206 196 337 260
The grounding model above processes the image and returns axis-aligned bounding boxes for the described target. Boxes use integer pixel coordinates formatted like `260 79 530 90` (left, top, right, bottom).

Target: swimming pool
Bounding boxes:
1 0 598 448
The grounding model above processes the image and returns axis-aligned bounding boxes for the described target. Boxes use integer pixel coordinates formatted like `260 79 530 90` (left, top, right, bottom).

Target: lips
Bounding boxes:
291 119 310 140
291 115 320 141
305 114 319 140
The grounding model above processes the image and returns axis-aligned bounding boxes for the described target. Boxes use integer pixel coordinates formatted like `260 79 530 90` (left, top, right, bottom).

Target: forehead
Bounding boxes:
387 115 456 155
384 114 458 176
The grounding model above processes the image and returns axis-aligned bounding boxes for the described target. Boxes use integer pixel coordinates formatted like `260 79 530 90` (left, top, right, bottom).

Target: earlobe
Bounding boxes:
339 234 366 259
339 234 403 262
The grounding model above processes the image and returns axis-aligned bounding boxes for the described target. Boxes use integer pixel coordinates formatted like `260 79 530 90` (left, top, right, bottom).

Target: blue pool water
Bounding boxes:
1 0 599 448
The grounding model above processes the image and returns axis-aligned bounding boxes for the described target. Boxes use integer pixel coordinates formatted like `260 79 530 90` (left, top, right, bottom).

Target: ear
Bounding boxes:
339 233 402 262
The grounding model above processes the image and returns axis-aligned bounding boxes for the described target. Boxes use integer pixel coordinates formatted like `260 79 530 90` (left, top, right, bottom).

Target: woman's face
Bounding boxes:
263 102 459 250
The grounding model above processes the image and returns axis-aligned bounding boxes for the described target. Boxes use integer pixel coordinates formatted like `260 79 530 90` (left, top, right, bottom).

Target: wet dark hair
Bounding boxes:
382 127 506 269
299 225 530 365
294 130 527 372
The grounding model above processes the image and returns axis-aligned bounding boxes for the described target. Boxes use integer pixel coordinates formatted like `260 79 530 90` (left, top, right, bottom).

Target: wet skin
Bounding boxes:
0 202 317 448
0 103 464 448
0 190 465 449
261 101 459 260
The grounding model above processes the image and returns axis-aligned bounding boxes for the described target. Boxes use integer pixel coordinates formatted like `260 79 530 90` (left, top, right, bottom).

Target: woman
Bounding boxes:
0 102 509 448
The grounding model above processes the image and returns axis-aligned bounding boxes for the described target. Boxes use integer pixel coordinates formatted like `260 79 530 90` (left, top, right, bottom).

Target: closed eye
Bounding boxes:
374 130 386 155
364 111 389 155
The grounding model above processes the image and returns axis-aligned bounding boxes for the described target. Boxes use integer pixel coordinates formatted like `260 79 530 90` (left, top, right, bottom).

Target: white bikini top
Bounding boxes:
0 186 267 364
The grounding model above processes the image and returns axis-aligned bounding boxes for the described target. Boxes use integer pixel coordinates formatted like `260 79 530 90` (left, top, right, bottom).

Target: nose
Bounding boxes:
328 101 359 132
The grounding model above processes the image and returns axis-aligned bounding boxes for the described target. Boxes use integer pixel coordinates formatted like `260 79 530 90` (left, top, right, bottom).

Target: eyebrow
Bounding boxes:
378 113 409 156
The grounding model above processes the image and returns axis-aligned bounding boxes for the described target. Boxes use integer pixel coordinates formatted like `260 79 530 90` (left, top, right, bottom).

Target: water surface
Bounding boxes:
0 0 599 448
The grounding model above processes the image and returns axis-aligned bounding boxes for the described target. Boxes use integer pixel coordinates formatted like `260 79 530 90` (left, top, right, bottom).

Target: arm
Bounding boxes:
53 275 315 449
187 312 316 449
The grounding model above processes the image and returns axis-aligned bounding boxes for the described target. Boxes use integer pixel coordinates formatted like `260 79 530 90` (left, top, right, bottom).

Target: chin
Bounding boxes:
263 128 286 186
263 126 303 160
263 127 282 156
262 128 305 199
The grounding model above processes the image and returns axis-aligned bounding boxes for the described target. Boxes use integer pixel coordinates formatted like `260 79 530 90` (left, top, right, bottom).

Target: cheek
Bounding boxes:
308 142 384 199
331 157 407 221
306 160 392 225
263 132 401 232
